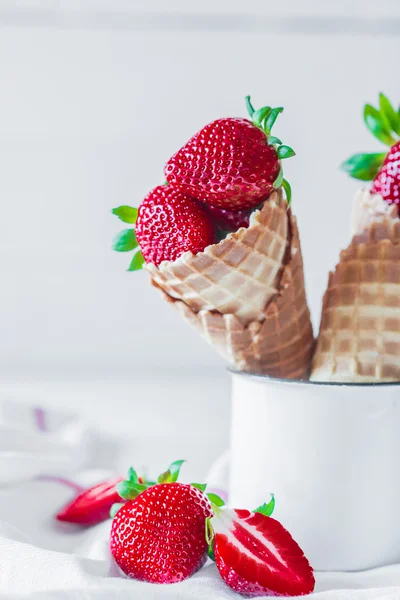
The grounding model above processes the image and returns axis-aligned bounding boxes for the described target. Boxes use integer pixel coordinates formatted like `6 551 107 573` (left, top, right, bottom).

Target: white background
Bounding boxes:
0 0 399 376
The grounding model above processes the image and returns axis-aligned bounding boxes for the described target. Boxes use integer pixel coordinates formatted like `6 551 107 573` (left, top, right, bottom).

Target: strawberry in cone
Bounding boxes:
112 97 314 379
311 93 400 382
109 460 315 596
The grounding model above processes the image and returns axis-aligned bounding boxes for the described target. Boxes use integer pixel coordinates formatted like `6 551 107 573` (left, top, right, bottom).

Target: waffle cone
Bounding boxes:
145 190 289 326
150 207 314 379
311 189 400 382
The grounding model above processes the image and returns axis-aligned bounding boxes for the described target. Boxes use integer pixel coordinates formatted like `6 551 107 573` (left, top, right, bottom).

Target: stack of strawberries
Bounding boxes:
113 97 314 380
57 461 315 597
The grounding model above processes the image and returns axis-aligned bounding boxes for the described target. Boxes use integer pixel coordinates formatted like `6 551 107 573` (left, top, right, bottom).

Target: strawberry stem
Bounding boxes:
110 503 124 518
157 459 186 484
207 493 225 508
254 494 275 517
264 107 283 135
282 179 292 205
245 95 255 118
205 517 214 546
191 483 207 493
245 96 295 200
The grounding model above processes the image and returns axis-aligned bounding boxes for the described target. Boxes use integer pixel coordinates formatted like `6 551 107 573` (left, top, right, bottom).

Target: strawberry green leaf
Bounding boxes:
364 104 397 146
245 95 255 118
277 145 295 159
268 136 282 146
110 503 124 518
112 206 138 224
157 470 172 484
264 107 283 135
116 481 147 500
207 545 216 561
379 93 400 138
282 178 292 205
127 251 145 271
127 467 138 484
191 483 207 493
274 166 284 189
252 106 271 127
205 517 214 546
254 494 275 517
168 459 186 482
112 229 138 252
207 493 225 507
157 460 185 484
340 152 386 181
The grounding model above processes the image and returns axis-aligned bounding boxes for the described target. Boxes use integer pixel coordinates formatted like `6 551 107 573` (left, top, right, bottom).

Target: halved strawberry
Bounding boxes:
211 508 315 597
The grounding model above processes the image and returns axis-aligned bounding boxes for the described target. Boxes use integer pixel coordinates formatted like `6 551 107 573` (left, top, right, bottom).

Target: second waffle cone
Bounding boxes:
311 190 400 382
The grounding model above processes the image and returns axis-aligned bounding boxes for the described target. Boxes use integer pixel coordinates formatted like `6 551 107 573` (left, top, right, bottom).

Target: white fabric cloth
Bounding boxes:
1 399 400 599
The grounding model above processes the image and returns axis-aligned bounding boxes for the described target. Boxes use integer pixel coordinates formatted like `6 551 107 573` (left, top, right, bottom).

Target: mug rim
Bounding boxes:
229 369 400 387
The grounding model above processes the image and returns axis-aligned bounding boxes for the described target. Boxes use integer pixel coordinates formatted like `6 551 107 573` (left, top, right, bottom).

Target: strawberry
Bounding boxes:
108 461 314 594
56 477 124 526
211 506 315 597
164 96 294 211
110 461 215 584
341 93 400 207
134 185 216 265
206 204 254 232
372 140 400 204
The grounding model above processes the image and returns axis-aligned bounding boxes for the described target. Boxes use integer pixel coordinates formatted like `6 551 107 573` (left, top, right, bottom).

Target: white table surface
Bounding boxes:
0 369 231 482
3 371 400 598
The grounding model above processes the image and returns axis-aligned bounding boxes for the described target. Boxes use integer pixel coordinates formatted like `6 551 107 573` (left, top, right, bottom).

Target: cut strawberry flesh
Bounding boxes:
212 509 315 597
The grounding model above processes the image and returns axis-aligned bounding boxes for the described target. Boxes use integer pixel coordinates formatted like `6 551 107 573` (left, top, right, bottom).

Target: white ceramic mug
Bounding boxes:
229 372 400 572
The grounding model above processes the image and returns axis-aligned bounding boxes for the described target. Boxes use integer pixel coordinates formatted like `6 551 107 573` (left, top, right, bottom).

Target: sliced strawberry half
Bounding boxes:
211 508 315 597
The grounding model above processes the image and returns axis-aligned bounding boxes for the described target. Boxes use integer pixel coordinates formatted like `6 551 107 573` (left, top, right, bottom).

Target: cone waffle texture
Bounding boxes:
311 189 400 382
145 190 289 326
147 192 314 379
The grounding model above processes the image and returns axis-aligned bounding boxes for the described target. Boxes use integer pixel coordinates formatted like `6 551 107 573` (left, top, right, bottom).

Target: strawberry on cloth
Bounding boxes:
110 461 213 584
55 477 124 526
212 506 315 597
108 460 315 596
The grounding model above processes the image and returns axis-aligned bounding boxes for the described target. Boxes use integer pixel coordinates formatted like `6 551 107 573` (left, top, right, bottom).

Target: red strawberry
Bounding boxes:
111 482 212 583
211 508 315 597
56 477 124 526
372 140 400 205
206 204 253 232
341 93 400 208
164 96 294 211
109 461 217 584
135 185 216 265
